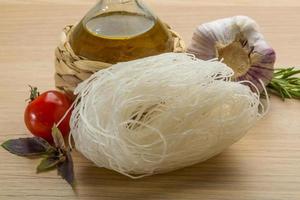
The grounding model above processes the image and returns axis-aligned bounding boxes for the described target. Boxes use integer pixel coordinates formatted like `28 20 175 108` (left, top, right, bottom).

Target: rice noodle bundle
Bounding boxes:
70 53 264 178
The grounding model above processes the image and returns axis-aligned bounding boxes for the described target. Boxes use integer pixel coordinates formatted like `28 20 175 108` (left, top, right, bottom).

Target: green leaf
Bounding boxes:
37 155 64 173
57 150 75 187
51 125 75 188
52 125 66 150
268 67 300 100
282 69 300 79
2 130 76 189
1 137 55 157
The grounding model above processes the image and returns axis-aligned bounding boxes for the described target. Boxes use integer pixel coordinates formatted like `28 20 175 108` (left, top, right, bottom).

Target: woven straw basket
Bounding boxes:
55 25 186 97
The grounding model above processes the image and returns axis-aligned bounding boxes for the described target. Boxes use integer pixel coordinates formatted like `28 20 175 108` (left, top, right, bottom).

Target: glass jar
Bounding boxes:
69 0 174 63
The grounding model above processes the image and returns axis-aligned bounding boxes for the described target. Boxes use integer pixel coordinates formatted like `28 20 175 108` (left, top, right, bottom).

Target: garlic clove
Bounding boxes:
188 16 276 92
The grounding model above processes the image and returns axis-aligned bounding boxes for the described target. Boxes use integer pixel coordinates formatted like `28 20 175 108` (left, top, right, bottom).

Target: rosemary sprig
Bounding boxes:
267 67 300 100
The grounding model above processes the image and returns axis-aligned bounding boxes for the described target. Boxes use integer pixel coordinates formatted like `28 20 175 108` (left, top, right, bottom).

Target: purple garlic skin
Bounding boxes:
187 16 276 92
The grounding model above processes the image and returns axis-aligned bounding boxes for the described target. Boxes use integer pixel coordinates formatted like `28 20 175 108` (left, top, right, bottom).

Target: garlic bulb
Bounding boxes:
188 16 276 92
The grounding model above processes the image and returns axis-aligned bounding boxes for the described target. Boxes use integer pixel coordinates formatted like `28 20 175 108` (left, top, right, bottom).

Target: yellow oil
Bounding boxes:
69 11 174 63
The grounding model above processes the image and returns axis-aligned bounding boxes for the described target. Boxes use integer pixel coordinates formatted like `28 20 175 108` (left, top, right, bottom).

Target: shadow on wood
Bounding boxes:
75 149 246 199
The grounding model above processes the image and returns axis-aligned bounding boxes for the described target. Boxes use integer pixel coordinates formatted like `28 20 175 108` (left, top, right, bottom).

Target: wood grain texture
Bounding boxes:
0 0 299 199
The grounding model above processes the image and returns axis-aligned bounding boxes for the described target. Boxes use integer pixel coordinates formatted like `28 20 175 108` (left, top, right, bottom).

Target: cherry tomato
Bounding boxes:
24 87 73 142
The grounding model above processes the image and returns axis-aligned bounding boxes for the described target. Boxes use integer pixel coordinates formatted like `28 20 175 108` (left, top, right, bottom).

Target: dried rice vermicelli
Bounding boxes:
70 53 265 179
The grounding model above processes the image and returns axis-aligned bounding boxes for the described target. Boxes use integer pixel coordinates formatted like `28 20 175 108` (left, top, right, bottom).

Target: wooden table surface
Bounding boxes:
1 0 300 199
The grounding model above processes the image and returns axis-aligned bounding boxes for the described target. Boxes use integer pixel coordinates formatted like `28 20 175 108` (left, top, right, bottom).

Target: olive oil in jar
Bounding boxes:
69 0 174 63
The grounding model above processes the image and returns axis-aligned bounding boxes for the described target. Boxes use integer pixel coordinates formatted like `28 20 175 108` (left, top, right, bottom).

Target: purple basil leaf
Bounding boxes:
1 137 55 157
37 155 64 174
57 150 74 187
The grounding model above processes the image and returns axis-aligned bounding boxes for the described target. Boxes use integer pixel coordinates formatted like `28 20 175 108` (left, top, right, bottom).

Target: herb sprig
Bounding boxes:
1 125 74 188
267 67 300 100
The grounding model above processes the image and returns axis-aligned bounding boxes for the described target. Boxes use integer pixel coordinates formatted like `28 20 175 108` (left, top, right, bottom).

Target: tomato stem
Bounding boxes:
27 85 40 102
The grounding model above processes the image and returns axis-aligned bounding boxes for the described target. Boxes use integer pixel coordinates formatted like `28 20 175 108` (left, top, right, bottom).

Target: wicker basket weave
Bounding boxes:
55 25 186 97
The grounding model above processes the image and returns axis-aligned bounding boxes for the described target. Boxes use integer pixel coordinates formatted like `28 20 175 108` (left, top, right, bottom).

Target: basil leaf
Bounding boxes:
37 155 64 173
1 137 54 157
57 150 75 187
52 125 66 150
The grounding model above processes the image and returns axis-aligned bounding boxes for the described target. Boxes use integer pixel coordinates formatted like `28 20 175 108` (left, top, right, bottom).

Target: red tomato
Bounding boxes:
24 89 73 142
